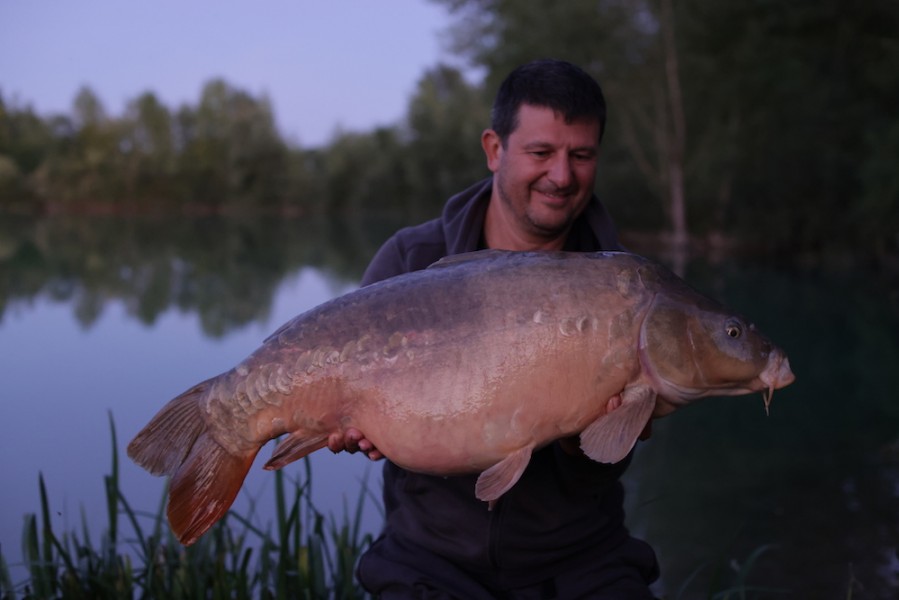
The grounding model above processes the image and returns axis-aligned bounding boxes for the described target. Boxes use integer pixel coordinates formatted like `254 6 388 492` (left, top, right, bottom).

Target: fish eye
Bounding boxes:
725 321 743 338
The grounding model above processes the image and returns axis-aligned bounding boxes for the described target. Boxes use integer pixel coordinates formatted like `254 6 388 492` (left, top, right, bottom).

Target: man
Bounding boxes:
330 59 659 599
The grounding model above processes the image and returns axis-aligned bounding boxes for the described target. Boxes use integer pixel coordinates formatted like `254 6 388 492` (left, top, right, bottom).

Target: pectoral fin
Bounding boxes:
264 432 329 470
580 387 656 464
475 445 533 503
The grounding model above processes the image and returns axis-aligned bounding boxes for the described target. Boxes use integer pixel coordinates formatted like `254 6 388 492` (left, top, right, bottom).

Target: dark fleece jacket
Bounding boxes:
357 177 654 591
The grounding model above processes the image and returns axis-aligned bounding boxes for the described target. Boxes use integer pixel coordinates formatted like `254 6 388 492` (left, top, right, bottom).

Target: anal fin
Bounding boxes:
264 432 329 470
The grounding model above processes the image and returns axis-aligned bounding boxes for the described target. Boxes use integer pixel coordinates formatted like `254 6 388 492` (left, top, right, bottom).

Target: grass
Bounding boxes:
2 413 843 599
0 413 377 599
669 544 788 600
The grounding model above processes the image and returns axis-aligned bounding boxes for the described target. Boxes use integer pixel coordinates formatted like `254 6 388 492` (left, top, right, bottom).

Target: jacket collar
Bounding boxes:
439 176 621 254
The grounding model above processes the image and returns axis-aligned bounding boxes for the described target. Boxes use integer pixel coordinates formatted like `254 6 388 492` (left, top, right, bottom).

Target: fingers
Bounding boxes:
327 428 383 460
327 428 363 453
354 437 384 460
327 432 347 453
607 394 623 412
364 448 385 461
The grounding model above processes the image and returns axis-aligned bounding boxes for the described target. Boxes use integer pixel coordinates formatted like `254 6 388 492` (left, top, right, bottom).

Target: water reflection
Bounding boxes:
0 213 406 335
1 216 897 597
0 260 380 589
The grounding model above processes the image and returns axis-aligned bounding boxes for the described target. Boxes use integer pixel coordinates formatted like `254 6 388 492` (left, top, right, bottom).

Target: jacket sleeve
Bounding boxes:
360 236 408 287
361 220 448 287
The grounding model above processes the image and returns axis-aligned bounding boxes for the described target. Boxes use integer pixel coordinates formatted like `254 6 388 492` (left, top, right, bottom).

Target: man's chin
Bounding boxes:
531 195 582 218
527 213 577 239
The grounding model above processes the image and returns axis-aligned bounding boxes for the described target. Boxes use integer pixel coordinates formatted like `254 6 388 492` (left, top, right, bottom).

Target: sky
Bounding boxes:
0 0 460 147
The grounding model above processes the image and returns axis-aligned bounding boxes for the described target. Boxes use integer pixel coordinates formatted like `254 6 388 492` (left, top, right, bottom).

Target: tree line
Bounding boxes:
1 0 897 265
0 67 488 221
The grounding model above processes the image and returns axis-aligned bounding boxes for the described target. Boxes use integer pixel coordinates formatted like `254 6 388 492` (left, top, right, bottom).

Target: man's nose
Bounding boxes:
546 155 573 189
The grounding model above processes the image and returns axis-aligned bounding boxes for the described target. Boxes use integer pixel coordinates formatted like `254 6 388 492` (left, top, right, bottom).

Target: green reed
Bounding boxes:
669 543 787 600
1 413 376 599
3 413 848 599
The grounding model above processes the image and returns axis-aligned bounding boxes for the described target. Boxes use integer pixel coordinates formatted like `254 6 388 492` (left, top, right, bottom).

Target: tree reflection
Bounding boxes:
0 214 402 336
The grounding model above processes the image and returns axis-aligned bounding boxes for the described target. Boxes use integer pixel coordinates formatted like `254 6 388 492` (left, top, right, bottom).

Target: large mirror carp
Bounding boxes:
129 250 795 545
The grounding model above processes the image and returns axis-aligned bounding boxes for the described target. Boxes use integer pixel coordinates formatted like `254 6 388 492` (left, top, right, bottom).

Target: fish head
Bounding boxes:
638 291 795 414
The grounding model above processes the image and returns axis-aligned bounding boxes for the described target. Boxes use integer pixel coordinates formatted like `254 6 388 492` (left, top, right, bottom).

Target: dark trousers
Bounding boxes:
357 533 659 600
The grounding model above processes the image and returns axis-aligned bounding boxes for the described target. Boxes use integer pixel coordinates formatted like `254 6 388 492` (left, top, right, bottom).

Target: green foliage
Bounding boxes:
173 80 289 211
1 0 898 263
433 0 899 262
312 65 490 222
402 65 493 221
0 80 292 214
4 412 846 599
1 415 376 599
676 0 899 257
0 97 53 207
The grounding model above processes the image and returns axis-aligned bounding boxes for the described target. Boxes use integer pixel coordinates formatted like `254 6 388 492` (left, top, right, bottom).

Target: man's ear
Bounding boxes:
481 129 503 173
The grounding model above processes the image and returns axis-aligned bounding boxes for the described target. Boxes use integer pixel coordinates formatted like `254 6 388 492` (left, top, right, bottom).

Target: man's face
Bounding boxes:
482 103 601 244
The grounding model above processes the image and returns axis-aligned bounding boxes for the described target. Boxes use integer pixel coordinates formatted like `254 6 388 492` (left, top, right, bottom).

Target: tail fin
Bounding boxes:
127 377 257 545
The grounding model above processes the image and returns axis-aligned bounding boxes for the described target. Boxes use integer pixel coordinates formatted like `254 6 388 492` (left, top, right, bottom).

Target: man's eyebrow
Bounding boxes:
521 140 553 149
520 140 597 153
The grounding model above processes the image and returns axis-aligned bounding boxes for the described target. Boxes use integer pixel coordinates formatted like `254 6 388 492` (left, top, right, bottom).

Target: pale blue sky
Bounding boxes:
0 0 460 147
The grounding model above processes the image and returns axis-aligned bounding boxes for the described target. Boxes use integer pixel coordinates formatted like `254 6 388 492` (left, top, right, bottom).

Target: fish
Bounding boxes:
128 250 795 545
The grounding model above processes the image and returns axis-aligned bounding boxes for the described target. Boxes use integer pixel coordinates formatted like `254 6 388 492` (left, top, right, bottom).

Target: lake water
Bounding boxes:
1 216 897 598
0 263 382 572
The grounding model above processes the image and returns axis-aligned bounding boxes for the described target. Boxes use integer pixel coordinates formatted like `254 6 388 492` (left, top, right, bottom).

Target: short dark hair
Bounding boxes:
491 59 607 145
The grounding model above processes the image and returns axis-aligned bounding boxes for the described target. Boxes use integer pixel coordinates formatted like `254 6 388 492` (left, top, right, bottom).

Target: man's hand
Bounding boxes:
327 427 384 461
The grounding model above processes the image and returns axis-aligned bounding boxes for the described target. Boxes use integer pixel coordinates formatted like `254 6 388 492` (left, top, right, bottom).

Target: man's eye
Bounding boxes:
530 151 551 158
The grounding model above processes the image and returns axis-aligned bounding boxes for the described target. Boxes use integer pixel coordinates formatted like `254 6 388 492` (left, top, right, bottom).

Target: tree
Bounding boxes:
47 86 126 205
120 92 176 203
433 0 899 260
679 0 899 256
320 126 409 216
402 64 491 219
175 79 289 209
0 94 54 204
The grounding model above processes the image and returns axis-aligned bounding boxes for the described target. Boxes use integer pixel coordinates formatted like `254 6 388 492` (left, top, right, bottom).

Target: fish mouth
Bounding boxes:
649 352 796 416
759 351 796 415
